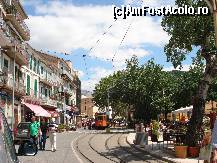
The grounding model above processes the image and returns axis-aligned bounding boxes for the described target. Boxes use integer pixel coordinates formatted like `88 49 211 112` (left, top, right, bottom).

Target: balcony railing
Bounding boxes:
0 73 25 95
4 4 30 40
62 69 73 82
0 18 14 46
41 97 57 108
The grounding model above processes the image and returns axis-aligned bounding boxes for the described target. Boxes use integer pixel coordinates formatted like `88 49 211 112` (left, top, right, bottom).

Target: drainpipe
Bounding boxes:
12 45 16 131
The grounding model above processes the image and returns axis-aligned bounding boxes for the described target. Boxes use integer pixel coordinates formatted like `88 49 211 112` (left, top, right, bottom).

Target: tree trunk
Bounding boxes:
186 66 214 147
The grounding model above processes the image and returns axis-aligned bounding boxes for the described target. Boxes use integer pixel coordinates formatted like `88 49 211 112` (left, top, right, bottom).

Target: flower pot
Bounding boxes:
175 145 188 158
188 146 200 158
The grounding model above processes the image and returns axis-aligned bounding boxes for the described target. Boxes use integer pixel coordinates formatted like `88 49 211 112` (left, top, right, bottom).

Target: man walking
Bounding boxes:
48 118 58 152
39 118 48 150
29 116 40 146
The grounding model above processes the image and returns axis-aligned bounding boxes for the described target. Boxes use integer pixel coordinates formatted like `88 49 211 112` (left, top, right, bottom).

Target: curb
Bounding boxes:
103 129 135 134
126 133 177 163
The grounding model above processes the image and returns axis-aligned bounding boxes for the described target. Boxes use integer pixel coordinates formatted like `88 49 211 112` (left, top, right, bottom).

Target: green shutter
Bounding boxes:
34 79 37 97
33 58 36 72
37 60 40 74
30 55 32 70
26 75 30 95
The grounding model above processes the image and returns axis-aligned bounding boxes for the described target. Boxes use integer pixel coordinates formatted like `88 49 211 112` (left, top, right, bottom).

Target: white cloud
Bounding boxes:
125 0 175 7
25 1 172 91
77 70 85 78
81 67 114 91
164 65 191 72
26 1 169 66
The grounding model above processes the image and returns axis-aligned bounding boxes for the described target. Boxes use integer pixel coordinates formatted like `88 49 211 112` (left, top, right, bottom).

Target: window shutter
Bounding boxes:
34 79 37 97
26 75 30 95
30 55 32 70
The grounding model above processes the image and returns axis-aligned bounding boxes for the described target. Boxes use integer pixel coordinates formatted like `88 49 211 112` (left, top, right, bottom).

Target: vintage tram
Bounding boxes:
95 112 108 130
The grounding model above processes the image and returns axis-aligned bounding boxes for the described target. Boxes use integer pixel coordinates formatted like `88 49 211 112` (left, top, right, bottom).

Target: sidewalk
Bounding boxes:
127 133 204 163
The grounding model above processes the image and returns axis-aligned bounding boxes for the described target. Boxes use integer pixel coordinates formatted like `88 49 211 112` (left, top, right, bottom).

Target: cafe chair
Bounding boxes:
163 132 174 148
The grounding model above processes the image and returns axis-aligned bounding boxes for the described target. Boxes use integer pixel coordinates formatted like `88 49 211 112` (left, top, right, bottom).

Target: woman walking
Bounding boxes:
48 118 58 152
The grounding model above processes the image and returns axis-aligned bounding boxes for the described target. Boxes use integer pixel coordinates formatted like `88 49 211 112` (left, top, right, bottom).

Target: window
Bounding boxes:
26 75 30 95
37 60 40 74
29 55 32 70
3 59 8 69
15 66 18 80
33 58 37 72
45 89 48 97
34 79 37 97
41 66 44 74
18 70 22 79
85 106 86 111
41 87 43 95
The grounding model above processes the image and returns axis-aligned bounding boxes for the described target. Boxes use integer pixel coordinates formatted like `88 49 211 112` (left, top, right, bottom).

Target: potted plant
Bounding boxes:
188 116 211 158
174 124 188 158
175 143 188 158
57 124 66 133
151 120 160 139
188 133 200 158
175 137 188 159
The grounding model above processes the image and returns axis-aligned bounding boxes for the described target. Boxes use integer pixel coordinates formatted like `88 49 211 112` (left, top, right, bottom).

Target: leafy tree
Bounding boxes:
161 0 215 146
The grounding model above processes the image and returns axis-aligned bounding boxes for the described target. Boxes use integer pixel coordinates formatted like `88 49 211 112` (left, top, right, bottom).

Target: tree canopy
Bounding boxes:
93 56 205 124
162 0 216 146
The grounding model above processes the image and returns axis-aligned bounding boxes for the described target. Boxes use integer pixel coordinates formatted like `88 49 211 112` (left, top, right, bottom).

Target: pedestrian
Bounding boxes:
29 116 40 146
48 118 58 152
39 118 48 150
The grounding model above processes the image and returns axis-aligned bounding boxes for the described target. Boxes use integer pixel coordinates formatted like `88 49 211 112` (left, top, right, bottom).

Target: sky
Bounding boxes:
21 0 197 92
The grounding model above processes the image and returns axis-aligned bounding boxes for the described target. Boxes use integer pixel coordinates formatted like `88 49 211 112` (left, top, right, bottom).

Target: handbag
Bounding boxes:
199 144 212 161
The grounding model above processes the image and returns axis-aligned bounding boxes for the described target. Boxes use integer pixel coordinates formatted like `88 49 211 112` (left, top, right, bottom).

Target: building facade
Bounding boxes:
81 95 99 118
0 0 29 129
0 0 81 128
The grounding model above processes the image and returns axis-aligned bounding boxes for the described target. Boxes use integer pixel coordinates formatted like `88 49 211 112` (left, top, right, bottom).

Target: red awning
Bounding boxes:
47 110 59 117
22 102 51 117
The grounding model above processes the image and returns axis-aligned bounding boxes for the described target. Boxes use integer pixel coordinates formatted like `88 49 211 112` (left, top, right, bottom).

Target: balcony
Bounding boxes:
39 78 53 87
61 69 73 82
0 18 13 47
0 72 25 97
4 42 28 65
40 97 57 108
4 5 30 41
58 86 73 97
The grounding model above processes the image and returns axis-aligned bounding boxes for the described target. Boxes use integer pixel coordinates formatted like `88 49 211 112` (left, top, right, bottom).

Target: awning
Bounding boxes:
172 105 193 114
22 102 51 117
47 110 59 117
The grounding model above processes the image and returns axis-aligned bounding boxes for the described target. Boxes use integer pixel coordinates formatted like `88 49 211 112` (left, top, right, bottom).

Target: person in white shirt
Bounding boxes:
48 118 58 152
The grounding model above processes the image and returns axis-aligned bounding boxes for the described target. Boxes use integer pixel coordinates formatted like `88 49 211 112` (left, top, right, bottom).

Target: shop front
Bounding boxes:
0 92 22 129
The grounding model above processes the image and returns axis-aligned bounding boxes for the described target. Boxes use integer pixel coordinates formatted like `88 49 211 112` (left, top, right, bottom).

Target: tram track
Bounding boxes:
75 131 166 163
75 133 94 163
